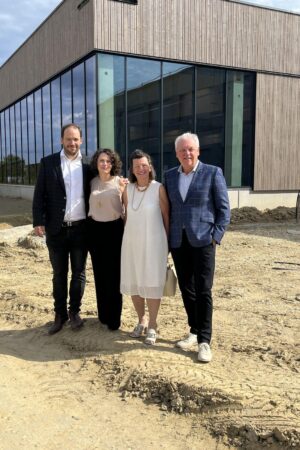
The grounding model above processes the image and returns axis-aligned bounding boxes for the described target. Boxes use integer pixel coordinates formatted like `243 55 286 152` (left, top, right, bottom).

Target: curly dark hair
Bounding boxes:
128 149 156 183
90 148 122 176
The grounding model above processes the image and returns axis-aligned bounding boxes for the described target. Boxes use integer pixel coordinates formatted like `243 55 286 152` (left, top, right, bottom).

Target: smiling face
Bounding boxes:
61 126 82 160
175 137 200 173
132 156 152 185
97 152 112 176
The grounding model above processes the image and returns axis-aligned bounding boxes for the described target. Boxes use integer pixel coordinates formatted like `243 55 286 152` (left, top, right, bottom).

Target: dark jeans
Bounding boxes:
88 217 124 330
171 231 216 344
46 222 88 319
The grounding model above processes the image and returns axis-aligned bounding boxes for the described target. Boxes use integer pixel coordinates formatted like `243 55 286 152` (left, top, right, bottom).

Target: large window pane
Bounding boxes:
86 56 97 157
4 110 10 183
27 94 36 184
21 99 29 184
42 84 52 156
0 112 5 183
73 63 86 154
9 106 16 183
15 102 22 183
98 54 126 167
61 70 72 126
51 78 61 152
35 89 43 165
196 67 226 170
163 62 194 173
127 57 161 176
241 73 255 187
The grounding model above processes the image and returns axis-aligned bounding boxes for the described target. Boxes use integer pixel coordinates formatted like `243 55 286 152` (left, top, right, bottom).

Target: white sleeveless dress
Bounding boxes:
120 180 168 299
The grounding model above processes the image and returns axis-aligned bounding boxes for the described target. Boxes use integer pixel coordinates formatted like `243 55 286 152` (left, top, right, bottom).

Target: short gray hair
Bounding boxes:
175 132 200 151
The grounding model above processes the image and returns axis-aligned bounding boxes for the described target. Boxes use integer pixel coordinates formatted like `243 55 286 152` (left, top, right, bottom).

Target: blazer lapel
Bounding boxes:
184 161 203 202
53 152 66 193
172 168 184 204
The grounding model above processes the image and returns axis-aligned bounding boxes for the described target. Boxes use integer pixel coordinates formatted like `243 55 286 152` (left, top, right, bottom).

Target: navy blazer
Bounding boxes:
164 162 230 248
32 152 92 235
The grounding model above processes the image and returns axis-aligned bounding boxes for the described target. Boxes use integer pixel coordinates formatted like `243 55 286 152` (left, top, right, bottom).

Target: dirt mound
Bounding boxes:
230 206 296 224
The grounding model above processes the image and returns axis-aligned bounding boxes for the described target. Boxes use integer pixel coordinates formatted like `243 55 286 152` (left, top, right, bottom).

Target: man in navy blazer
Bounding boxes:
164 132 230 362
33 123 92 335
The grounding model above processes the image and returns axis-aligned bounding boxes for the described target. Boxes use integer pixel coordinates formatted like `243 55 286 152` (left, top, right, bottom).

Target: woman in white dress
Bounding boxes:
121 150 169 345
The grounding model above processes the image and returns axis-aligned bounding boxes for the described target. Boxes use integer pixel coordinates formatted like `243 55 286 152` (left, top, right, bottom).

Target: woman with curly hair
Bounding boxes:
88 148 126 330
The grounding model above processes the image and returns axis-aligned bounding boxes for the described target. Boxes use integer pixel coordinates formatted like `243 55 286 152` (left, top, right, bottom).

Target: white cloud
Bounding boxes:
0 0 62 66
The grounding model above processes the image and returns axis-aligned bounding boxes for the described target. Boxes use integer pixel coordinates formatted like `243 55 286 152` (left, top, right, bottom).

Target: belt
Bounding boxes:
62 219 86 227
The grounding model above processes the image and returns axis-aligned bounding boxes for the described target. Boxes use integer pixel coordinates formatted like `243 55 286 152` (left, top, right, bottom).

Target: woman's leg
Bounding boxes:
131 295 147 325
146 298 161 330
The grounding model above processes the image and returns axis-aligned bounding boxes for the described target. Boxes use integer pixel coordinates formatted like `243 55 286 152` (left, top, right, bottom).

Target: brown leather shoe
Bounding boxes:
69 312 84 330
48 314 67 335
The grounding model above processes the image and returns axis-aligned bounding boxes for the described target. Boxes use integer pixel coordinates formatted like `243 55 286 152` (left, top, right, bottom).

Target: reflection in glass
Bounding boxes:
9 106 16 183
35 90 43 167
241 73 255 187
163 62 194 173
21 99 29 184
51 78 61 152
0 112 5 182
15 103 22 183
73 63 86 154
85 56 97 156
5 110 10 183
61 70 72 126
98 54 125 166
196 67 226 170
127 57 161 176
27 94 36 184
42 84 52 156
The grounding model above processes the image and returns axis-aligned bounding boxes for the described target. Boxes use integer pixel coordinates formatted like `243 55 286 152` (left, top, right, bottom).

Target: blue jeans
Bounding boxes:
46 222 88 318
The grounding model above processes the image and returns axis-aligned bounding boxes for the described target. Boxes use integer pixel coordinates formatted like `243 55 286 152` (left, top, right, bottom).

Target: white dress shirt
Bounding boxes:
60 149 86 222
178 160 199 201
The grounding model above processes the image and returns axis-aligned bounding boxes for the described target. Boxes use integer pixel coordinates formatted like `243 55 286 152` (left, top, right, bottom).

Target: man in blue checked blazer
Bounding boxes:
164 132 230 362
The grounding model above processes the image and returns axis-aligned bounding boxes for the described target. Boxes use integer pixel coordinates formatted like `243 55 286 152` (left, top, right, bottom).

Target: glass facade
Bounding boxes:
0 52 255 187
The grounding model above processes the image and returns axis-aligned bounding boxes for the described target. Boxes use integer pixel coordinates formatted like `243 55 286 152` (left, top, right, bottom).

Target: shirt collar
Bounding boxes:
60 149 82 162
178 159 200 174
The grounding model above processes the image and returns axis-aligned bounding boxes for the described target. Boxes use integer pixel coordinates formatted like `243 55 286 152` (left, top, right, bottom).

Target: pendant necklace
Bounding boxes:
97 175 113 207
131 182 150 211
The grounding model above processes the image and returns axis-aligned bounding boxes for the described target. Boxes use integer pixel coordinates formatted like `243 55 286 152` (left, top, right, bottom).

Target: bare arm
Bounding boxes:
159 185 169 236
122 187 128 224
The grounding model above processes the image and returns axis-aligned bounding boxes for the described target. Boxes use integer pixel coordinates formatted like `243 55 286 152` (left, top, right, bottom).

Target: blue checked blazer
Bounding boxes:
164 162 230 248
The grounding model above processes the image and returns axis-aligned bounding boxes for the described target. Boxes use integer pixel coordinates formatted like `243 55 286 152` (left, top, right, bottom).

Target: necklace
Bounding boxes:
131 182 150 211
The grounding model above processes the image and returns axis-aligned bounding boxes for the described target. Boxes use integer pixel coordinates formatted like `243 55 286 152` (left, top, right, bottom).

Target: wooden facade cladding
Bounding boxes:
94 0 300 76
254 74 300 191
0 0 94 110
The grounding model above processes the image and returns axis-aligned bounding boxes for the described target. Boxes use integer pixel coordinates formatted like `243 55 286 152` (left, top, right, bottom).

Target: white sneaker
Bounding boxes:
198 343 212 362
176 333 198 349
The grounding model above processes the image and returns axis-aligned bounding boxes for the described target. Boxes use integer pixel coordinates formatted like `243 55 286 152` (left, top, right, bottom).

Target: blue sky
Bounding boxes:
0 0 299 67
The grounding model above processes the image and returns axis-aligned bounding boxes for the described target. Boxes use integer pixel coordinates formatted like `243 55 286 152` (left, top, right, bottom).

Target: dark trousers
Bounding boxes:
171 231 216 344
46 222 88 319
88 217 124 330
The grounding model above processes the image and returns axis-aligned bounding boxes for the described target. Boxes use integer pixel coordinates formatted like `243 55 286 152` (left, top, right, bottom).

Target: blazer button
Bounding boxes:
62 209 65 212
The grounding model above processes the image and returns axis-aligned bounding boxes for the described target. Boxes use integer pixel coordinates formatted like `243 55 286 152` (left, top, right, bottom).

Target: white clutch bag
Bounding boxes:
163 263 177 297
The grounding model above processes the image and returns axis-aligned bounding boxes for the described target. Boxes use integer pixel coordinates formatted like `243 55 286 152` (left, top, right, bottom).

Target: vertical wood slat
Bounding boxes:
254 74 300 191
93 0 300 76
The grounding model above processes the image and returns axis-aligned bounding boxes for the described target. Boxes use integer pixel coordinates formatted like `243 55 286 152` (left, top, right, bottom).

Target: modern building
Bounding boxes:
0 0 299 209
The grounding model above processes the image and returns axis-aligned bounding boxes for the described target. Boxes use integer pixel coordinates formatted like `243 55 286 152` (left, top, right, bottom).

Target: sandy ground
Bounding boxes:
0 196 299 450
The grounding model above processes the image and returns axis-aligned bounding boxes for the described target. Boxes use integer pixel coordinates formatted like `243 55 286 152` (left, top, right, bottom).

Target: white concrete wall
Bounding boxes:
0 184 34 201
228 189 298 210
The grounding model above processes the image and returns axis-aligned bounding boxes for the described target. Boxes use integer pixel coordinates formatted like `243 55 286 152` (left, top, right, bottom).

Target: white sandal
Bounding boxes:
130 323 147 338
144 328 157 345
